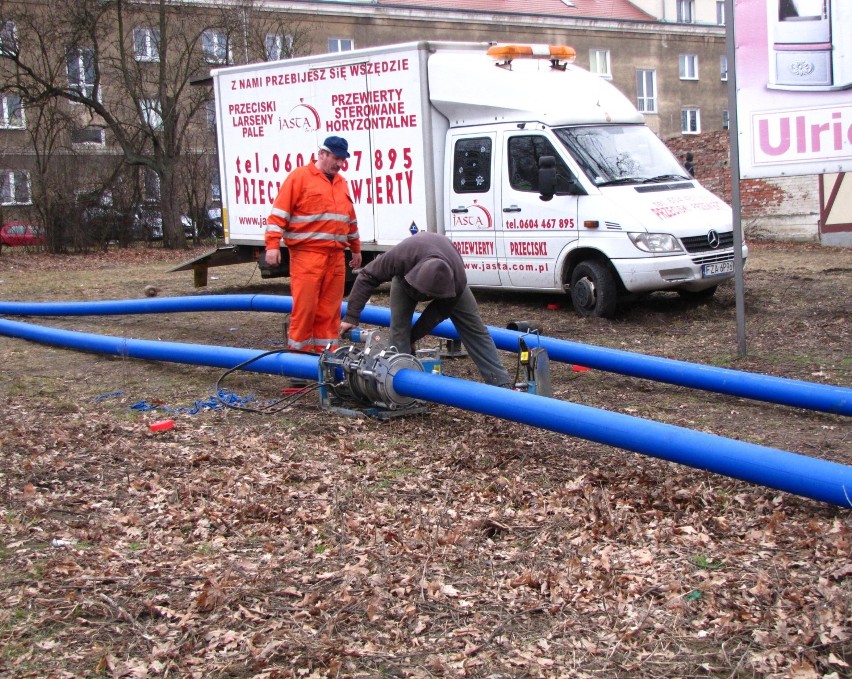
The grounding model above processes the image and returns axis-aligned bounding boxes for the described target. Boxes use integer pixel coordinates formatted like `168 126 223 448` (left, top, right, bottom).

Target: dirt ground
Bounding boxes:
0 240 850 678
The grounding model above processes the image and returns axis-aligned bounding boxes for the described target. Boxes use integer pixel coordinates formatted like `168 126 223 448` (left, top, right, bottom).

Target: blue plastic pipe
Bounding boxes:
0 316 319 381
1 295 850 416
355 306 852 417
392 370 852 508
0 315 850 508
0 294 294 316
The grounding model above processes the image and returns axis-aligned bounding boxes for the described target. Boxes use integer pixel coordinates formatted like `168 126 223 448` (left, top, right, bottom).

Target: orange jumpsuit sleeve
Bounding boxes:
266 169 303 250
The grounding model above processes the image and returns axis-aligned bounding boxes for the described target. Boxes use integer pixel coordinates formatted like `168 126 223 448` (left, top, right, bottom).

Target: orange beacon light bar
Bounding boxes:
486 44 577 62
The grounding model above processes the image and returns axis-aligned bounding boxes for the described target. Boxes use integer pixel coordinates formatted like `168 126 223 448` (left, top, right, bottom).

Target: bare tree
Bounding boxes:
0 0 318 249
24 99 86 253
0 0 220 248
241 8 315 61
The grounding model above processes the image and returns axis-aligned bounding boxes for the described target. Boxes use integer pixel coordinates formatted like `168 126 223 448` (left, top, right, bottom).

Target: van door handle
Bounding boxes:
503 205 522 213
451 207 468 214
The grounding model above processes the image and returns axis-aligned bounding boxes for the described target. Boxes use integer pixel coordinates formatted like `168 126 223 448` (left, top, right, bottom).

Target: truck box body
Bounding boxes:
211 41 746 317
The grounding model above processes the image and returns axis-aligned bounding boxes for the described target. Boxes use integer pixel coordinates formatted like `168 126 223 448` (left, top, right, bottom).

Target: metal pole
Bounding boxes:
726 0 748 357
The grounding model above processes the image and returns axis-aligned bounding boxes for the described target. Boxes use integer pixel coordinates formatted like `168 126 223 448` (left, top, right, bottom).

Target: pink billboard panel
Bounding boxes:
734 0 852 179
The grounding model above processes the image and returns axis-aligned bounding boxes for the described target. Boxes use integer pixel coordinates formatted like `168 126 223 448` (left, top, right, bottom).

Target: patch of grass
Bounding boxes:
691 554 724 570
385 465 419 479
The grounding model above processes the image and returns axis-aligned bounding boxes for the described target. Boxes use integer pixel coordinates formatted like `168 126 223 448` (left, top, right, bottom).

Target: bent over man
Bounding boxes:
266 135 362 353
339 231 512 388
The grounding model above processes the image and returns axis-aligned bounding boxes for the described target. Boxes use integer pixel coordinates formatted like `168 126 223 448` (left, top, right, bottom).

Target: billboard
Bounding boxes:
734 0 852 179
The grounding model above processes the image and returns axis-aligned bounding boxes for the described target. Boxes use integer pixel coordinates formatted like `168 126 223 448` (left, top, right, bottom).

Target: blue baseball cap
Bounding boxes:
321 136 350 159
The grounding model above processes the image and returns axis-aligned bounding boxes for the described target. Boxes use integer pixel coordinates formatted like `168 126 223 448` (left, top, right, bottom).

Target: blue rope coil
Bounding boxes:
110 389 258 414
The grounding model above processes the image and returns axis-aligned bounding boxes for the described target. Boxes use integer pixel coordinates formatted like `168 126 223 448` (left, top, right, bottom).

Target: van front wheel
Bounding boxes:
570 261 617 318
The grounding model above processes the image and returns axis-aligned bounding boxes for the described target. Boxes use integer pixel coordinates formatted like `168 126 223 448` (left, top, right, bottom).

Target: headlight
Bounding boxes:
627 232 684 253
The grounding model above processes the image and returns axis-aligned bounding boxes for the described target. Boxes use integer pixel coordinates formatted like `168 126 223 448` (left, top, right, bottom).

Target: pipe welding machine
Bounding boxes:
317 328 440 418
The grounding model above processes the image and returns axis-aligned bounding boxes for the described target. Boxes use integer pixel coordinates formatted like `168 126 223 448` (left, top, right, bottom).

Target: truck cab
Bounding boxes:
434 44 746 317
444 121 738 317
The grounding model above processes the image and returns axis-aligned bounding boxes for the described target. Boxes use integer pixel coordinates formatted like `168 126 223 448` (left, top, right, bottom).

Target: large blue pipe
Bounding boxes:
0 316 850 508
0 294 294 316
1 295 850 416
0 316 320 381
362 310 852 418
394 370 852 508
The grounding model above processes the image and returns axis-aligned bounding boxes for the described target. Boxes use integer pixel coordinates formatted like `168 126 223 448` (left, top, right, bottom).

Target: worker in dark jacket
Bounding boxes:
339 231 512 388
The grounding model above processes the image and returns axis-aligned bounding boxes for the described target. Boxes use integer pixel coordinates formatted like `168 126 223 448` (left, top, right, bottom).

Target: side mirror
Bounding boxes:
538 156 556 202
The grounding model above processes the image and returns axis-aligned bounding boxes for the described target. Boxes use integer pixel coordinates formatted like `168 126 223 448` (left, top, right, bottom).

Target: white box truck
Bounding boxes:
195 40 746 317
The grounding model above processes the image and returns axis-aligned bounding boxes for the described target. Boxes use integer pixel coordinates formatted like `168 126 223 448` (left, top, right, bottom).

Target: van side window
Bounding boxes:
453 138 492 193
508 136 573 194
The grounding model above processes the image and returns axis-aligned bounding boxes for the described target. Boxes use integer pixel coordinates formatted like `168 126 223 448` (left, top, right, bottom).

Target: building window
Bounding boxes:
1 170 32 205
679 55 698 80
716 1 726 25
1 93 24 129
71 126 105 145
265 33 293 61
202 30 230 64
328 38 353 53
636 70 656 114
589 49 611 79
0 20 17 56
141 98 162 130
66 47 96 98
677 0 695 23
720 55 728 81
143 169 160 202
453 138 492 193
722 110 730 129
133 27 160 62
681 108 700 134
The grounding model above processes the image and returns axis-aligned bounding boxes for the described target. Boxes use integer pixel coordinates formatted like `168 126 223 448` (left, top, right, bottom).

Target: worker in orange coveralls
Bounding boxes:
266 136 362 353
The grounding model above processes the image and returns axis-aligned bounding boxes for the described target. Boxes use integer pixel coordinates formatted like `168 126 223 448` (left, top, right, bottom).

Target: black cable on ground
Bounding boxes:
214 348 324 414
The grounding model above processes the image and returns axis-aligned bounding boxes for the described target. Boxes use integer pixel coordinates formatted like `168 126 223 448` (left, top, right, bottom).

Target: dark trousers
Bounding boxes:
389 278 511 387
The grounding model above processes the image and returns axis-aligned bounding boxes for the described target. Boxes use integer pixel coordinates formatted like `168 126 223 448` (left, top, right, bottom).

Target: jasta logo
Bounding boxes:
452 202 493 230
279 100 320 132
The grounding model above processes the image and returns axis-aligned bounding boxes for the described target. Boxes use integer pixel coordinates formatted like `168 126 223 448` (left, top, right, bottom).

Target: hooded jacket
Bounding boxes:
343 232 467 339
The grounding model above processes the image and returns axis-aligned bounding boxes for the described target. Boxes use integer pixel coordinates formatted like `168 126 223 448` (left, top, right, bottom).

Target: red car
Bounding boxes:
0 222 45 248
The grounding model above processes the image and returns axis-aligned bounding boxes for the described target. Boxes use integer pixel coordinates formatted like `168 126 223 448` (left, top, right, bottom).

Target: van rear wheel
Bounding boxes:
570 260 617 318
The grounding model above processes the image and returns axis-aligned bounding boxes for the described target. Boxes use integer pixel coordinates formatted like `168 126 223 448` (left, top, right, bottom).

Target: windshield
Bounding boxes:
554 125 690 186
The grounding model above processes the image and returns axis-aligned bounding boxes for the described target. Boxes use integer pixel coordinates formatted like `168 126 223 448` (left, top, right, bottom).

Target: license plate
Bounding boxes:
702 261 734 277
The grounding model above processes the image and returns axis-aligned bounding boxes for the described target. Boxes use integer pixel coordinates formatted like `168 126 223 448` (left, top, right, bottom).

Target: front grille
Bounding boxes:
681 231 734 253
692 252 734 265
